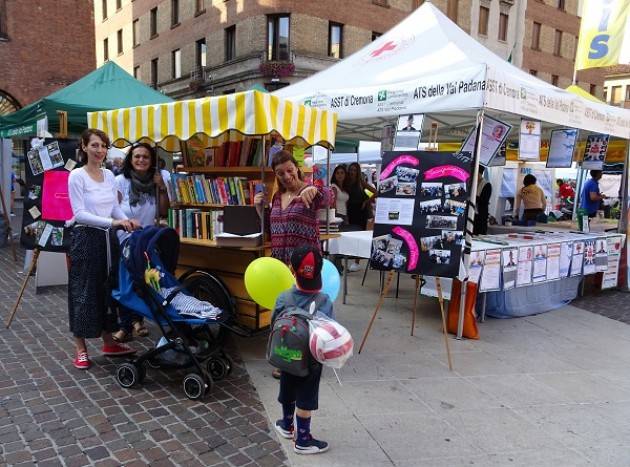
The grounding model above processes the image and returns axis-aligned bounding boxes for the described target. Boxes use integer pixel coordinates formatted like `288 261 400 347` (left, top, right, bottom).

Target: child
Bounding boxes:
272 245 333 454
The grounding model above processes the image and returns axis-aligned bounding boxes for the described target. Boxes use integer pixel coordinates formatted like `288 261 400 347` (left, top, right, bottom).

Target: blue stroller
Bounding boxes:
113 226 245 400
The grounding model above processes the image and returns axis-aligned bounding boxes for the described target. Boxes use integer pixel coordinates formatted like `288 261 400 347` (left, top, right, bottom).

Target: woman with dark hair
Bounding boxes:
254 150 332 265
67 129 139 369
514 173 547 223
112 142 170 342
330 165 349 225
344 162 376 271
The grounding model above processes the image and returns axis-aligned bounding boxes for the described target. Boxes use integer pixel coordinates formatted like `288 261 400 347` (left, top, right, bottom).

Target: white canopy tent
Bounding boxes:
276 2 630 141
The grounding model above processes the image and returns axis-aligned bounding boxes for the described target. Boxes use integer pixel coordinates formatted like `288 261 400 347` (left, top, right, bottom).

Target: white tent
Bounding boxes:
276 2 630 140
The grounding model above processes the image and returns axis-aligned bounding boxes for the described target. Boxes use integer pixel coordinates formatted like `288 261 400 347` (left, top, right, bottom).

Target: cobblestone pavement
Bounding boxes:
0 246 287 467
572 289 630 325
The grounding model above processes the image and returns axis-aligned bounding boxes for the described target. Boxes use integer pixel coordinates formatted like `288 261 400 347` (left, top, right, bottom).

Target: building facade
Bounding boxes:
93 0 603 100
0 0 96 114
603 65 630 108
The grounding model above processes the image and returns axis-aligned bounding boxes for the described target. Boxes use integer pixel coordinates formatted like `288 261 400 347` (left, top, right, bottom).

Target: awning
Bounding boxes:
87 90 337 151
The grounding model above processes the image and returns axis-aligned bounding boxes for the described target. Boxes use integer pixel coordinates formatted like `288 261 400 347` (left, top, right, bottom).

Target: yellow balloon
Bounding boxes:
244 257 295 310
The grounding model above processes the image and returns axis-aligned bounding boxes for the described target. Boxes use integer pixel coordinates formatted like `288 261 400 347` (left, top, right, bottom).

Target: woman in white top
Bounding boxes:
330 165 349 224
67 129 139 370
113 142 170 342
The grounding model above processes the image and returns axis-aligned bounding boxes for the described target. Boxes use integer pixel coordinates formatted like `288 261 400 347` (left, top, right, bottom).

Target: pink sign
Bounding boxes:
380 155 420 180
424 165 470 182
42 170 73 221
392 226 418 271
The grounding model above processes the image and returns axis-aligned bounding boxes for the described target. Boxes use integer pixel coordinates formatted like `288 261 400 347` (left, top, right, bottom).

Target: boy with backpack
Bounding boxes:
269 246 333 454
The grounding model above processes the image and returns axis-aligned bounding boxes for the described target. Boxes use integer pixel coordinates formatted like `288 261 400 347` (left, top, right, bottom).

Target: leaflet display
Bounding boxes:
20 138 78 252
460 115 511 166
371 151 472 278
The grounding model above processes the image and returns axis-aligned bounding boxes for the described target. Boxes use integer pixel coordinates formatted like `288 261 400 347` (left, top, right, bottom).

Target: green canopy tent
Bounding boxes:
0 61 173 138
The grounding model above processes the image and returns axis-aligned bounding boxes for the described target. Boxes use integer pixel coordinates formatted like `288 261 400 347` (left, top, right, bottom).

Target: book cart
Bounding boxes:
88 90 337 331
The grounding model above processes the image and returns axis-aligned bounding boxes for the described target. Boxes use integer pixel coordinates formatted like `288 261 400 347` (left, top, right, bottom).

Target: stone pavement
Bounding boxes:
573 289 630 325
240 266 630 467
0 245 287 467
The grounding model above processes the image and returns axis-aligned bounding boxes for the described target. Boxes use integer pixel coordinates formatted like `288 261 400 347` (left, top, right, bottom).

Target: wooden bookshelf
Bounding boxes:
180 237 269 252
178 166 274 174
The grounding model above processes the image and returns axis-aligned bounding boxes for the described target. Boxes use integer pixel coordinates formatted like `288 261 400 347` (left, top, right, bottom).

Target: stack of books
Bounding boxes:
167 208 224 240
186 138 265 168
171 174 262 206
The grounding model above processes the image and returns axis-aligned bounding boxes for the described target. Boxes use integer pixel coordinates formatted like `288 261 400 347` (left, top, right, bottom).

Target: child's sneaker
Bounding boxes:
294 435 329 454
102 343 136 356
274 420 294 439
73 351 90 370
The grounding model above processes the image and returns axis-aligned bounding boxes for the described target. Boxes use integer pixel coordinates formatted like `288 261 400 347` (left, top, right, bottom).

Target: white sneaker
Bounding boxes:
348 262 361 272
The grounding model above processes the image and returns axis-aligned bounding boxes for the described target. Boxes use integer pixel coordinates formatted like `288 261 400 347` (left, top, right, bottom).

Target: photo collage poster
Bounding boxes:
371 150 473 278
21 138 78 252
582 134 610 170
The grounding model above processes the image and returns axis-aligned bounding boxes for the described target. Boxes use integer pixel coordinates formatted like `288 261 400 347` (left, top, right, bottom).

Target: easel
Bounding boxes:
0 183 17 262
358 120 454 369
5 248 40 328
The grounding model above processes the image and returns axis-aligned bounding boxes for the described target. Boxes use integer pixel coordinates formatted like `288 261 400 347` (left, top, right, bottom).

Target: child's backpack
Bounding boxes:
266 293 328 377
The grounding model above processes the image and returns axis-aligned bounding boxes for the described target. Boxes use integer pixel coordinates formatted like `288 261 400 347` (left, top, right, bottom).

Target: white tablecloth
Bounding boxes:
327 230 373 258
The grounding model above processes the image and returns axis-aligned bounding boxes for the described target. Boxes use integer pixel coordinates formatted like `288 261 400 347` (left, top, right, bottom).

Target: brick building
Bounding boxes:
520 0 604 97
94 0 603 100
0 0 96 115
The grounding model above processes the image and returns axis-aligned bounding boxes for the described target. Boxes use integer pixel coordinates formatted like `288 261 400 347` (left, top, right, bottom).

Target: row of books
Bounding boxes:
167 208 224 240
186 139 265 168
171 173 262 206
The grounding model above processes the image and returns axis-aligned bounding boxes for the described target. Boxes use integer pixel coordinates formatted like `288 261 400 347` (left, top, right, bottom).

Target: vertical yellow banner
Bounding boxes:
575 0 630 70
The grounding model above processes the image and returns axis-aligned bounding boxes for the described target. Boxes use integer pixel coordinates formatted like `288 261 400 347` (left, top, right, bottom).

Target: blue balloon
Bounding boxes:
321 259 341 302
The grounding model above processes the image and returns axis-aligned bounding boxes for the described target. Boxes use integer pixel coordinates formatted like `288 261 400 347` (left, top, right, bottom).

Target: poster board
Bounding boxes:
371 150 473 278
582 134 609 170
460 115 511 166
518 119 542 161
393 114 424 150
546 128 578 168
20 138 78 252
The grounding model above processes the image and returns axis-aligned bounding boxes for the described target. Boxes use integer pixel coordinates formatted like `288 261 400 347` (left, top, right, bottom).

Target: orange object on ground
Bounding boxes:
447 279 479 339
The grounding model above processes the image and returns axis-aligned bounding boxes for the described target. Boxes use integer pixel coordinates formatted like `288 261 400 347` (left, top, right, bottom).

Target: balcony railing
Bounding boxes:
259 52 295 78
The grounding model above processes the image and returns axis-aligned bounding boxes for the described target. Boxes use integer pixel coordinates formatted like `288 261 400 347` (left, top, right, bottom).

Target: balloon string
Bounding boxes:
332 368 342 386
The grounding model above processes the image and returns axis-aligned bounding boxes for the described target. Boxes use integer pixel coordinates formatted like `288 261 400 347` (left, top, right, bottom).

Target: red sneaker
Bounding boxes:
73 351 90 370
102 343 136 357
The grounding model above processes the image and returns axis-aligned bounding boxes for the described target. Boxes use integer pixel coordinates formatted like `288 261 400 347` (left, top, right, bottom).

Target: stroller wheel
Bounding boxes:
116 362 141 389
183 373 209 400
219 355 233 376
206 358 229 381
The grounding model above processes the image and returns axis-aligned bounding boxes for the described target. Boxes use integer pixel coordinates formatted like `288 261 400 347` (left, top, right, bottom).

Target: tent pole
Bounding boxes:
620 139 630 291
260 135 266 243
458 108 484 339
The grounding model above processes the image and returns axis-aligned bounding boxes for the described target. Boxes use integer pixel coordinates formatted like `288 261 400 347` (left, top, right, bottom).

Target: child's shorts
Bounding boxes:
277 364 322 411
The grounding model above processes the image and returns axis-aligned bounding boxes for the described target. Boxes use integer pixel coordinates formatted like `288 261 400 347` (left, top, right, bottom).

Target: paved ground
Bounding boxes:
240 267 630 467
0 244 287 466
573 289 630 325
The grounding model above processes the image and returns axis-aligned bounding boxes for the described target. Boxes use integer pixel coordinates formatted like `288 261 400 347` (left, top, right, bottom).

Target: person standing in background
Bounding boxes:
473 166 491 235
344 162 376 272
513 174 546 223
580 170 606 218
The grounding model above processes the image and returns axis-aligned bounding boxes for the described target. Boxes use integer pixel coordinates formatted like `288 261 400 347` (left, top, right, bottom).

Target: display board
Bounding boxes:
393 114 424 150
546 128 579 168
460 115 511 166
582 134 610 170
518 119 542 161
20 138 78 252
371 150 473 278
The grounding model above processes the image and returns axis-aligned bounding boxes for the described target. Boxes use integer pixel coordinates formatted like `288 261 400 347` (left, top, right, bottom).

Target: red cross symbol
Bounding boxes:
370 41 397 57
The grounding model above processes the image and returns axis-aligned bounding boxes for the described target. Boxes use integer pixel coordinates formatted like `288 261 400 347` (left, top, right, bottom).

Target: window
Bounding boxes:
530 69 538 76
328 22 343 59
195 0 204 14
103 38 109 61
558 0 565 10
532 22 541 50
132 19 138 46
116 0 121 10
592 84 598 98
554 29 562 56
551 75 559 86
498 13 508 41
150 7 158 37
478 6 489 36
604 87 608 101
625 86 630 101
102 0 108 20
372 32 382 41
117 29 123 54
133 66 140 79
0 0 8 39
196 38 207 67
171 0 179 26
267 14 290 61
225 25 236 61
611 85 623 104
151 58 158 88
172 49 181 79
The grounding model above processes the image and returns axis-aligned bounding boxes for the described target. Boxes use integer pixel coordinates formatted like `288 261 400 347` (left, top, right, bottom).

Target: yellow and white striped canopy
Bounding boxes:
87 90 337 151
